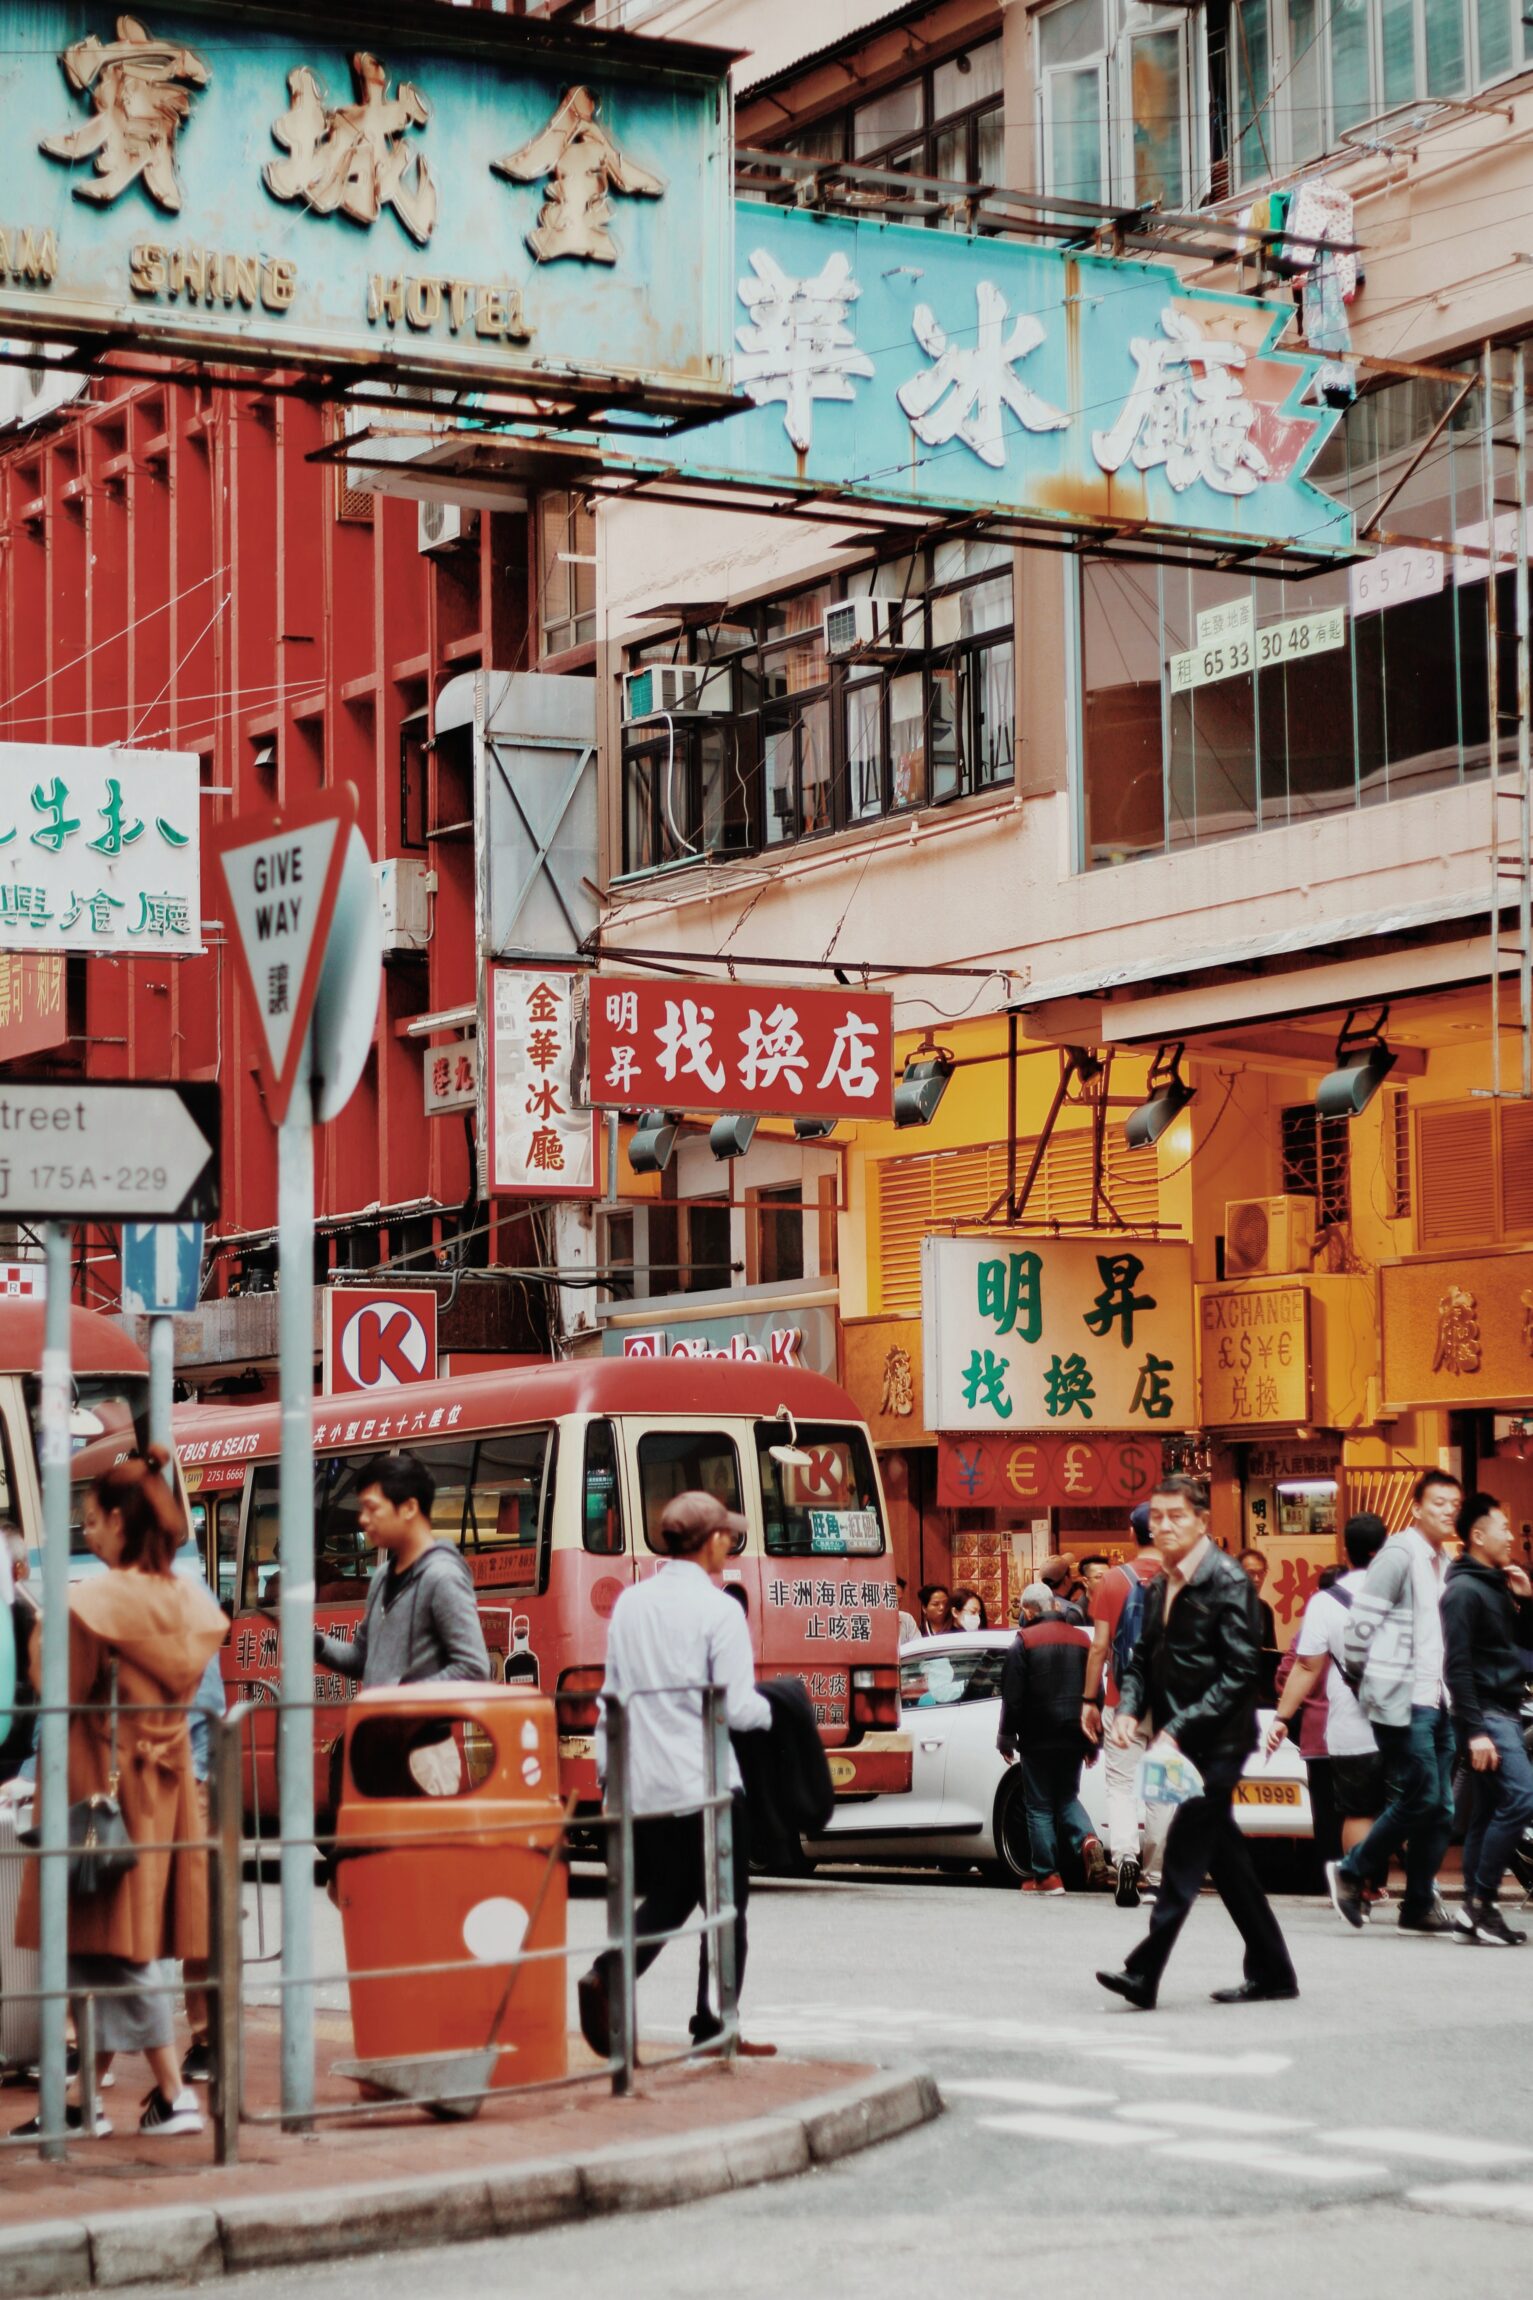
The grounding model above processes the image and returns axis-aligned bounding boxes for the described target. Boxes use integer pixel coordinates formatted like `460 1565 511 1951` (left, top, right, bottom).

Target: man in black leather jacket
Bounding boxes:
1096 1475 1298 2011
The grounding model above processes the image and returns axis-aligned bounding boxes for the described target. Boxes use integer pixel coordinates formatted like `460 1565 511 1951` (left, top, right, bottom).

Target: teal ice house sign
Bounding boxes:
0 0 734 413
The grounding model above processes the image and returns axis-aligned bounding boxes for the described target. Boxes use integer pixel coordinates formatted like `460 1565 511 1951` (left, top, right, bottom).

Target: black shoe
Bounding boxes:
689 2009 723 2046
1472 1900 1527 1947
1095 1967 1156 2011
180 2037 213 2086
1398 1897 1455 1935
577 1968 612 2058
1114 1854 1142 1910
11 2103 112 2138
1210 1980 1301 2003
1326 1859 1366 1931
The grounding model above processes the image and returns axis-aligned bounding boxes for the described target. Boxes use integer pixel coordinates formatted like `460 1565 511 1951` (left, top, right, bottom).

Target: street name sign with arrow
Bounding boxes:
0 1081 220 1221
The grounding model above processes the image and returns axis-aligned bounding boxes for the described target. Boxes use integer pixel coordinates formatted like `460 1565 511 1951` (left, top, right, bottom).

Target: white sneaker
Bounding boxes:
139 2087 203 2137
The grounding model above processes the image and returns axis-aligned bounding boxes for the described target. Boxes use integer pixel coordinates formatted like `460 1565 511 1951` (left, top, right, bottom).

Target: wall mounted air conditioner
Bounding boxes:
417 500 479 554
1224 1194 1317 1277
374 857 434 953
823 596 910 658
0 350 86 432
622 661 734 724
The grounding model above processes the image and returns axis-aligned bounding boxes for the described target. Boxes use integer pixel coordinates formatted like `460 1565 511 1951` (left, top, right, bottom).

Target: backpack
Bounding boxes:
1111 1565 1150 1688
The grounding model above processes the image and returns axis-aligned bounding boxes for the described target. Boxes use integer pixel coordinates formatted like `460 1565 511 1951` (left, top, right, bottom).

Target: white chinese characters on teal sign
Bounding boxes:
921 1235 1196 1433
0 745 200 954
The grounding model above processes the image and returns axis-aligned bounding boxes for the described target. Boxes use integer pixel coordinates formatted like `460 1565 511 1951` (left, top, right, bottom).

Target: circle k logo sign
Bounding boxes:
324 1286 439 1394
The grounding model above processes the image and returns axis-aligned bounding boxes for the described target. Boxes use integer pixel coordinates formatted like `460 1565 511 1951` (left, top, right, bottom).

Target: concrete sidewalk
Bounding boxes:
0 2014 940 2294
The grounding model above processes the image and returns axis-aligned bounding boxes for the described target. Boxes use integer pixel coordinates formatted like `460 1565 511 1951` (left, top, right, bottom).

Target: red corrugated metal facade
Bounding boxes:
0 369 539 1336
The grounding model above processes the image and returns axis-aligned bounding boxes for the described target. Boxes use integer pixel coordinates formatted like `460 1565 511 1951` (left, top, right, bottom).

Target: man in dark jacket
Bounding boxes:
1097 1475 1297 2011
998 1583 1107 1892
1442 1491 1533 1947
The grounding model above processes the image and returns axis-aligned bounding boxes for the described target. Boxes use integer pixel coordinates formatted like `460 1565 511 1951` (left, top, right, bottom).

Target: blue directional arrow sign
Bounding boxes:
121 1221 205 1316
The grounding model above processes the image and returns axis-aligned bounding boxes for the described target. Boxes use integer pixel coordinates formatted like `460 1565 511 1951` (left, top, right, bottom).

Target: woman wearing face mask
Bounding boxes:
13 1446 227 2142
919 1584 953 1636
951 1588 989 1632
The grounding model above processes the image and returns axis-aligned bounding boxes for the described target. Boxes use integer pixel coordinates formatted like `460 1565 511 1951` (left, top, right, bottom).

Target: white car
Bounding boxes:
803 1631 1313 1886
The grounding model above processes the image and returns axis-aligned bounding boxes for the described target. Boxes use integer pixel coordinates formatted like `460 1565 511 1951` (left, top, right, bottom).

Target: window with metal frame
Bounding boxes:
773 39 1005 211
1280 1105 1351 1228
1035 0 1202 206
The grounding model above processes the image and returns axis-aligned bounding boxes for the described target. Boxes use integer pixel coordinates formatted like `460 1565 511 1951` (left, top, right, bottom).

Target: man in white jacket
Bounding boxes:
1326 1469 1460 1935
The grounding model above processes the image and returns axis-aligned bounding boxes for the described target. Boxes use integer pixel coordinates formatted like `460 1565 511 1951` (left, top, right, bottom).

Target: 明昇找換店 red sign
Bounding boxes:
586 974 894 1123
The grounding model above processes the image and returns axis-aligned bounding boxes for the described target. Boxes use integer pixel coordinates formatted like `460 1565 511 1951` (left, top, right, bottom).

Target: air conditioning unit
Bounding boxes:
417 500 478 555
0 348 86 433
622 661 733 724
823 596 910 658
373 857 434 954
1224 1194 1317 1278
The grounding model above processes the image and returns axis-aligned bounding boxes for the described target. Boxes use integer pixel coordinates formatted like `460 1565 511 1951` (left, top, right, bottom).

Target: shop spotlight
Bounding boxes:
1124 1043 1194 1149
893 1045 954 1129
627 1110 679 1175
1316 1007 1396 1118
793 1116 838 1141
709 1112 758 1161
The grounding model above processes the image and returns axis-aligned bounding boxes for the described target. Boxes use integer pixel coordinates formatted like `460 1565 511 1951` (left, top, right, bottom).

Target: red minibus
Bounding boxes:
176 1356 912 1822
0 1302 166 1581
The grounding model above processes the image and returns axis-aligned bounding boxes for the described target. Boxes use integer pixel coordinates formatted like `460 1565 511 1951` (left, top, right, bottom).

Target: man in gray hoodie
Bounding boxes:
316 1453 490 1689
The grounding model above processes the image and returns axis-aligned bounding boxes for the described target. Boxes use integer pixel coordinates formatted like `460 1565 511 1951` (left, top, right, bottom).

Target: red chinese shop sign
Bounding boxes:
937 1433 1165 1510
586 974 894 1122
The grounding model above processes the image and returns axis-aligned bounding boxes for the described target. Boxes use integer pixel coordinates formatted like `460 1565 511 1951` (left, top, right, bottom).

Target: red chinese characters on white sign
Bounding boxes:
586 974 894 1122
487 966 597 1197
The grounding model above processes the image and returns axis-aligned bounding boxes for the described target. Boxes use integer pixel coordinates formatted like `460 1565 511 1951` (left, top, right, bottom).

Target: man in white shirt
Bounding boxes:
1327 1470 1460 1934
1266 1513 1388 1883
578 1491 772 2061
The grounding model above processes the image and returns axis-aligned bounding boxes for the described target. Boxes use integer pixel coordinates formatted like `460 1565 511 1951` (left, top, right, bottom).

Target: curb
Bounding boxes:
0 2066 942 2294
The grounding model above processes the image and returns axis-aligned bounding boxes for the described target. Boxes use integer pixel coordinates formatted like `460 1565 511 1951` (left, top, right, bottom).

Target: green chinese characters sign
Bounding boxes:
0 744 200 953
921 1234 1195 1432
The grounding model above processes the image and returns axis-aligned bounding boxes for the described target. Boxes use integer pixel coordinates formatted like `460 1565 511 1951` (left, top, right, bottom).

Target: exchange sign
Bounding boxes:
0 1 732 409
922 1235 1195 1433
586 975 894 1124
936 1433 1164 1510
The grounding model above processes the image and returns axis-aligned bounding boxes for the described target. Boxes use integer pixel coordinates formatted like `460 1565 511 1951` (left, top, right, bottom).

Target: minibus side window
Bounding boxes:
583 1421 624 1554
215 1494 243 1611
754 1424 885 1557
636 1431 744 1554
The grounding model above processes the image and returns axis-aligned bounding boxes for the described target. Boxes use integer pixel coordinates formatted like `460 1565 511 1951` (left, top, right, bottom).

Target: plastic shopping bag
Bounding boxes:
1137 1744 1204 1808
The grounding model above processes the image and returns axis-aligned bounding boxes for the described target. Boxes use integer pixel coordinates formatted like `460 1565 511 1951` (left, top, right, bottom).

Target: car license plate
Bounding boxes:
1234 1780 1302 1807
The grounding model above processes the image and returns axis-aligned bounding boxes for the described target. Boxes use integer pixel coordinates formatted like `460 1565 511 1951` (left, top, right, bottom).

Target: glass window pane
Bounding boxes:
755 1424 884 1556
1330 0 1373 134
935 39 1004 115
931 664 962 799
1424 0 1467 87
1048 65 1105 198
636 1431 743 1554
853 80 924 155
1232 0 1274 184
1381 0 1419 101
976 106 1006 189
764 719 796 843
1477 0 1512 79
845 682 885 817
1039 0 1105 70
974 638 1015 785
1287 0 1325 162
961 571 1014 637
799 696 833 833
1130 29 1186 205
1082 561 1167 865
890 669 928 805
935 121 967 188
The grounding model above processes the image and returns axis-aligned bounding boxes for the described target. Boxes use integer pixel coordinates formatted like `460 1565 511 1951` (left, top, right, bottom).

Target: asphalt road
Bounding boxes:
132 1860 1533 2299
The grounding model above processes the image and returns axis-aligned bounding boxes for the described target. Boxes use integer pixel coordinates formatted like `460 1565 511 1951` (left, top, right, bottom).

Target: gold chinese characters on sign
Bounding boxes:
493 87 663 265
1198 1283 1310 1428
266 52 437 247
41 14 209 213
1381 1253 1533 1409
880 1345 914 1419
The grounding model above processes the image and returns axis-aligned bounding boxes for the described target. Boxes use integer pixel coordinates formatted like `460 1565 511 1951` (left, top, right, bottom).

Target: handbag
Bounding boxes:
22 1659 139 1899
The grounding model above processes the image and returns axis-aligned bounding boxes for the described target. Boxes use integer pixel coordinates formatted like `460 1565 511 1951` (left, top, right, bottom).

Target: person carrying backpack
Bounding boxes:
1082 1503 1166 1908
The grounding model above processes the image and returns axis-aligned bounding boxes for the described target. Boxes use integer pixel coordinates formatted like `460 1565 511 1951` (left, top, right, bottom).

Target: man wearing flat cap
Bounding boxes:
577 1490 773 2061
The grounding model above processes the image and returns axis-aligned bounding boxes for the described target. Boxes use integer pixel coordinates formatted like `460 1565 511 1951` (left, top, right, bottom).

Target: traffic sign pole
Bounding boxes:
148 1314 174 1458
36 1223 73 2162
277 1081 316 2131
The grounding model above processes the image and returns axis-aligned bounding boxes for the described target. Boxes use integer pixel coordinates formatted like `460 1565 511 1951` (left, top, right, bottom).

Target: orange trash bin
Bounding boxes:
334 1683 568 2099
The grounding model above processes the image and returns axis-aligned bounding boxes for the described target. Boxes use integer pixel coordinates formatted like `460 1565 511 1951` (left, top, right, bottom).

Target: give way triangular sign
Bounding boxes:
211 786 357 1125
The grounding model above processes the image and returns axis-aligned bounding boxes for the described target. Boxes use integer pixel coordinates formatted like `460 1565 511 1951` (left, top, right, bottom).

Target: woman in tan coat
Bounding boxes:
15 1446 226 2140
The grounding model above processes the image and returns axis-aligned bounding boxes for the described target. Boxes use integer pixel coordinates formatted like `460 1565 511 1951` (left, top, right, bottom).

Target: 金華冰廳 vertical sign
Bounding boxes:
487 965 595 1196
922 1235 1195 1431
